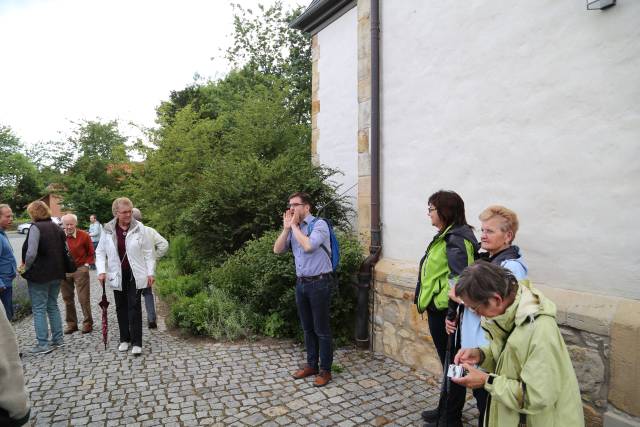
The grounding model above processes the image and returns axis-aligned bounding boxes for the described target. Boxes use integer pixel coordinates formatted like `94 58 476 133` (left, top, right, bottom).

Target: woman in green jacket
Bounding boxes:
415 190 478 427
452 262 584 427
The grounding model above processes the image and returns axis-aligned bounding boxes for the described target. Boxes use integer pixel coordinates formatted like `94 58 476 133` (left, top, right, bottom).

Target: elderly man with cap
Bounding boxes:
61 213 95 334
132 208 168 329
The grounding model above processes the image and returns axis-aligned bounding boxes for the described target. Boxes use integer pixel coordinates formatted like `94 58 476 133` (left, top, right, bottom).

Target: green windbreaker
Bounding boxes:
415 224 477 312
480 283 584 427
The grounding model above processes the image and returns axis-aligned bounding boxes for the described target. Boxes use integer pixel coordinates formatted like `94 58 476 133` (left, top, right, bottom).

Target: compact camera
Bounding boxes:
447 364 468 379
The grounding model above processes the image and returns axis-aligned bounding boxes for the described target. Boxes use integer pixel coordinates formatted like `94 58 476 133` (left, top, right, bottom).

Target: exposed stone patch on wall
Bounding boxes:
356 0 371 250
310 34 319 166
561 325 609 412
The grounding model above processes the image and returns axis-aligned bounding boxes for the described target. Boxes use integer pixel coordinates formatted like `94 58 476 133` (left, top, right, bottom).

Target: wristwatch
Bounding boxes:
487 374 496 385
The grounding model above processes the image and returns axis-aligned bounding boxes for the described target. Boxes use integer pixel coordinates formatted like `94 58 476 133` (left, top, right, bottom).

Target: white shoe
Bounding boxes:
118 342 130 352
131 346 142 356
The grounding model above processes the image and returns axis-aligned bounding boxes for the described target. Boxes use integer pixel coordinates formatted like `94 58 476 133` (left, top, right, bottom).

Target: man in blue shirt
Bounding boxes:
273 192 334 387
0 204 17 321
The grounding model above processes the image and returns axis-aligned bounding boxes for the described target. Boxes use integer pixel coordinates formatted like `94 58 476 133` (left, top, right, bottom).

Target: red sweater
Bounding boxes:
66 229 95 267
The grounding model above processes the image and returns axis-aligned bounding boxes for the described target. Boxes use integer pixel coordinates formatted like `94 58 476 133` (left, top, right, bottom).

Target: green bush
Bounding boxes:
168 289 252 340
11 277 31 321
208 229 364 344
168 234 201 275
154 258 207 302
156 228 364 344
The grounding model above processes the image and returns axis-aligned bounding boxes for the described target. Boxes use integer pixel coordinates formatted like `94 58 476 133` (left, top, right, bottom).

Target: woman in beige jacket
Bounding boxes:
0 304 30 426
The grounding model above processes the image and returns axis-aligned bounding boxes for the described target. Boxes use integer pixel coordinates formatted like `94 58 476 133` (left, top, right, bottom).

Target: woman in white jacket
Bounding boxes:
96 197 155 356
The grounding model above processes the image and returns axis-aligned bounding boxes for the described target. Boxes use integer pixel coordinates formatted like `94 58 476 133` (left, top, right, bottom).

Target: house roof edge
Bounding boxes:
289 0 356 34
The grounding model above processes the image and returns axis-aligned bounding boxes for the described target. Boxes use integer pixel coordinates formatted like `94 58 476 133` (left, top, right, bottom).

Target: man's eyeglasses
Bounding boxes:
287 203 304 209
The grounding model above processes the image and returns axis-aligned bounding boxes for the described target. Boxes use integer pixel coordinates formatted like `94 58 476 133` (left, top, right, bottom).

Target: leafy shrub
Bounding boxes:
168 289 252 340
208 229 364 344
154 256 208 305
168 234 201 275
11 277 31 321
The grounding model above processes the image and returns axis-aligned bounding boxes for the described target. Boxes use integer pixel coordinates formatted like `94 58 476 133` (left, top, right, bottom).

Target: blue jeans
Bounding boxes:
28 280 63 347
0 286 13 321
295 276 333 372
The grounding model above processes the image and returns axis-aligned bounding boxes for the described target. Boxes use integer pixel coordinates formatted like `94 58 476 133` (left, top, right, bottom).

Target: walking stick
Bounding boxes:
437 300 459 425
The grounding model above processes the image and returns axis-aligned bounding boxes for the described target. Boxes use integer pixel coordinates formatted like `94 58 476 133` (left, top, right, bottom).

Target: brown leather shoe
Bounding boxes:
64 325 78 334
81 324 93 334
313 370 332 387
292 365 318 380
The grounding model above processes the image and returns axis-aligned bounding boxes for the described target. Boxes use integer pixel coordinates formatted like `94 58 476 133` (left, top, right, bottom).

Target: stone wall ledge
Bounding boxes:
374 257 632 336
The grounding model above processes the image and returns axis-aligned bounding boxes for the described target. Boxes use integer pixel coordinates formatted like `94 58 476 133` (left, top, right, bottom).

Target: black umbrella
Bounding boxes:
98 280 110 350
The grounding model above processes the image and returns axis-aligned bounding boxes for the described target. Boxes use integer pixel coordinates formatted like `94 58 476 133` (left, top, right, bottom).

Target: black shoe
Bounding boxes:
423 419 463 427
148 321 157 329
421 409 439 422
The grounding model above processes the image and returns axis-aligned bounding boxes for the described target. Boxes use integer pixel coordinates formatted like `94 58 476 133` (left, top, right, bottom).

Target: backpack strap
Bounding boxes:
306 218 332 265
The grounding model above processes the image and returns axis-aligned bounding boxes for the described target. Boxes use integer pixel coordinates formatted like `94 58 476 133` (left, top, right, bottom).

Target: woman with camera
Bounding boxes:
452 262 583 426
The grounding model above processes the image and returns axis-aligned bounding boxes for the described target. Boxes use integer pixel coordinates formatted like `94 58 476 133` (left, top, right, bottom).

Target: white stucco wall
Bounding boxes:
378 1 640 299
317 7 359 214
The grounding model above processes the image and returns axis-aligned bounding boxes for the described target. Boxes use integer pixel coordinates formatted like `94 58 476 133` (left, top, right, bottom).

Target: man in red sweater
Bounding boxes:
61 214 95 334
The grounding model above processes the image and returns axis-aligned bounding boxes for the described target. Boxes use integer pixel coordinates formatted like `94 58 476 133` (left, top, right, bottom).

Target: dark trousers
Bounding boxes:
0 286 12 321
473 387 488 427
295 276 333 372
113 269 142 347
427 307 466 423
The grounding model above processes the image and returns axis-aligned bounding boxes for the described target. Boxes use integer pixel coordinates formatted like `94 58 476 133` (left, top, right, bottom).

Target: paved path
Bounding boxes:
14 270 480 426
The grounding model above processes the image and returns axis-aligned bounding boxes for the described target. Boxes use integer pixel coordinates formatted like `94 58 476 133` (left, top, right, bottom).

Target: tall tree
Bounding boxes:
226 2 311 124
0 125 44 212
61 120 132 224
129 2 349 263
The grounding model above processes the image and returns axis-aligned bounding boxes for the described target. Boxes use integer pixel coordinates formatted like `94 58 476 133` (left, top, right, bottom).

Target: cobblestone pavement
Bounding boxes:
14 271 479 426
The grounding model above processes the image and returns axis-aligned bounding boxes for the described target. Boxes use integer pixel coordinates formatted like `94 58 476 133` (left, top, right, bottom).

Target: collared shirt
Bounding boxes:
65 229 95 267
286 214 332 277
89 222 102 242
0 229 17 288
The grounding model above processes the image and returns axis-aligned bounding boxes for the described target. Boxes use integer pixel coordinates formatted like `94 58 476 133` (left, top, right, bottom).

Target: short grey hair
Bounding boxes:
112 197 133 217
62 213 78 224
132 208 142 221
456 261 519 306
0 204 11 215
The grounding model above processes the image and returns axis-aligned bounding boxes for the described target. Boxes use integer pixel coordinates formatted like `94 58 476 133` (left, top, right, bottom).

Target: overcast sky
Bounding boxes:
0 0 303 148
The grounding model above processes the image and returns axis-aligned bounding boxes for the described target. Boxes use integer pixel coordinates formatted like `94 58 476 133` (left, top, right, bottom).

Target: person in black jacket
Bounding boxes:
415 190 478 427
21 201 67 355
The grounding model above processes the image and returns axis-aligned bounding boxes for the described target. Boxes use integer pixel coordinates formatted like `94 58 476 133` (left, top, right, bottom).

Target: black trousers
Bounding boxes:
113 269 143 347
473 387 488 427
429 307 489 427
427 307 466 422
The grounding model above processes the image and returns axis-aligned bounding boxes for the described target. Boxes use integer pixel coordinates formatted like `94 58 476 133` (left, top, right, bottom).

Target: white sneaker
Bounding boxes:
131 346 142 356
118 342 130 352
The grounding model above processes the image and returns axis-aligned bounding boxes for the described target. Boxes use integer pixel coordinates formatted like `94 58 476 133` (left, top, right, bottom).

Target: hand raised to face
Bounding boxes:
283 210 294 229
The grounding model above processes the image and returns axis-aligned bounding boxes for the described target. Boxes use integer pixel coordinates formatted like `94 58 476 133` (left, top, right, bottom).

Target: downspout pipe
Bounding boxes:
356 0 381 350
